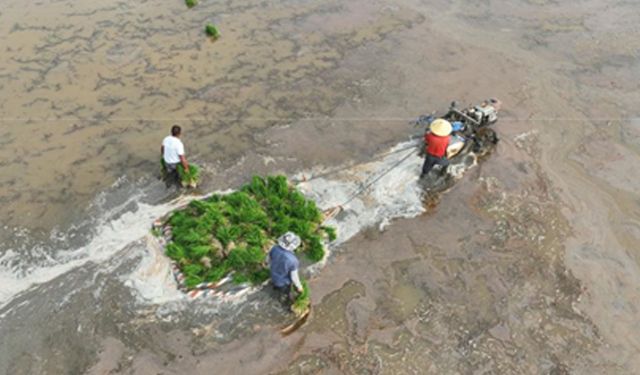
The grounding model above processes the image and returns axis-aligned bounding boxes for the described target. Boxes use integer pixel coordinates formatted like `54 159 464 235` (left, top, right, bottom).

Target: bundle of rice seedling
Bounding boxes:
185 0 197 8
205 24 220 39
177 164 200 188
291 280 310 317
158 175 336 290
160 159 168 179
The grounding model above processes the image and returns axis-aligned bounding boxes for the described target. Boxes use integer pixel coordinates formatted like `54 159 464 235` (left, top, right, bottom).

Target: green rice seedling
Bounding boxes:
177 164 200 188
234 206 268 228
205 262 229 282
205 194 222 203
215 226 233 248
248 268 270 284
288 219 313 239
225 192 269 227
173 228 210 247
245 245 265 263
271 216 292 238
185 0 197 8
177 217 201 233
243 175 268 200
182 263 206 287
227 245 264 269
188 245 213 259
160 159 167 179
227 245 267 284
162 174 334 290
183 263 204 277
224 190 253 206
185 274 204 288
232 273 250 284
201 205 224 226
267 175 289 198
243 224 268 248
265 195 285 216
224 191 264 216
169 210 190 227
291 280 310 317
188 199 215 216
227 246 261 279
205 24 220 39
305 234 325 262
321 226 337 242
296 201 322 223
165 243 187 262
227 246 249 269
215 225 241 248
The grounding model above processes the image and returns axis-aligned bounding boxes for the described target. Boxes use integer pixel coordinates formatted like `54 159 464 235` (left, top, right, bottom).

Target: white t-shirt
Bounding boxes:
162 136 185 164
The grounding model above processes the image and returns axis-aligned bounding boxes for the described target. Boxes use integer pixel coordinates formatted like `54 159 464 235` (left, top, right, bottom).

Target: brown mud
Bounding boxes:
1 0 639 374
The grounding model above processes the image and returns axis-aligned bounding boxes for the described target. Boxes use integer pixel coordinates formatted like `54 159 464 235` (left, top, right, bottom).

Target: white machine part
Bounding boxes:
474 104 498 124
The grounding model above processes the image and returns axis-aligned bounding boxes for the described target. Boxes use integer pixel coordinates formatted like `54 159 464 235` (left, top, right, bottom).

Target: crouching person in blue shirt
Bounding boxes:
269 232 304 303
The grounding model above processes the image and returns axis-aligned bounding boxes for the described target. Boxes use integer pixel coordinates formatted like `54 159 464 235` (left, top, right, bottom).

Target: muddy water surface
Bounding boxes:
0 0 422 233
1 0 639 374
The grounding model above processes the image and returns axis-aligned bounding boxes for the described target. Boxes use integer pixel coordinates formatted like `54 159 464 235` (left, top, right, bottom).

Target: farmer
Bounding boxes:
269 232 304 301
420 118 452 178
161 125 189 185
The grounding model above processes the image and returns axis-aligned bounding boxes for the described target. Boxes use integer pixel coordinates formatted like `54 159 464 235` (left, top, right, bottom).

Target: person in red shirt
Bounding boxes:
421 119 452 178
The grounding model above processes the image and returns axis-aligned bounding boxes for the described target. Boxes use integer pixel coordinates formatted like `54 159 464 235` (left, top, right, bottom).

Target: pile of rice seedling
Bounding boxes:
185 0 197 8
160 175 336 289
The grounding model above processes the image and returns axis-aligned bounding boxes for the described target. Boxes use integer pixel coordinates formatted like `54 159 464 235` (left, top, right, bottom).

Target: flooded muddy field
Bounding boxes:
1 0 639 374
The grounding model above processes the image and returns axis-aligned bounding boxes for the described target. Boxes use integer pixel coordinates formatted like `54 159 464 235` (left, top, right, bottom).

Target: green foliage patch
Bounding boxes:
163 175 336 289
185 0 197 8
205 23 220 39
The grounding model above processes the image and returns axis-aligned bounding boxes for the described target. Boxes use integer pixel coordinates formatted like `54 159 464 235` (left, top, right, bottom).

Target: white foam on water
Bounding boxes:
298 141 427 270
122 236 185 304
0 190 196 309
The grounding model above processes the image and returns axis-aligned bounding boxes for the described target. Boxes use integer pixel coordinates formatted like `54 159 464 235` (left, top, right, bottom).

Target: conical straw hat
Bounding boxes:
430 119 452 137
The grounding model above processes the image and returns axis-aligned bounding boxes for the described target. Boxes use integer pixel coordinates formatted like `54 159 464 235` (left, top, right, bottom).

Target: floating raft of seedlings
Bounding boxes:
152 175 336 307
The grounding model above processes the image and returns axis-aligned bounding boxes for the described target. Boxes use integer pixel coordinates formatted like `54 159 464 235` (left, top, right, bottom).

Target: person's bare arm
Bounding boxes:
160 145 164 156
290 269 303 292
179 155 189 172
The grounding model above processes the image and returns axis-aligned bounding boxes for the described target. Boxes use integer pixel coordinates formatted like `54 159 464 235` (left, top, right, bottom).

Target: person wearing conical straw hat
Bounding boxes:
421 118 452 178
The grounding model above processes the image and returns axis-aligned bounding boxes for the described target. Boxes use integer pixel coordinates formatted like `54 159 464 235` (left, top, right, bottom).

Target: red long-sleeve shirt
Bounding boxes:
425 132 450 158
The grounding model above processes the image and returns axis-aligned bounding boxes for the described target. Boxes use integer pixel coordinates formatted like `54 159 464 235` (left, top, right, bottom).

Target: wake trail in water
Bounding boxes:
127 141 477 305
0 180 193 308
0 141 477 310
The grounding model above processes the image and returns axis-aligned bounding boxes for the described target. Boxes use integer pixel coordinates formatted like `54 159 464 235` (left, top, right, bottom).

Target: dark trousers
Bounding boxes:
273 283 298 304
163 162 180 186
421 154 449 177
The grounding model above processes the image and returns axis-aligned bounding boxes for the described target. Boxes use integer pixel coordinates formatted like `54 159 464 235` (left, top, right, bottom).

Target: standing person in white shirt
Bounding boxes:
161 125 190 186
